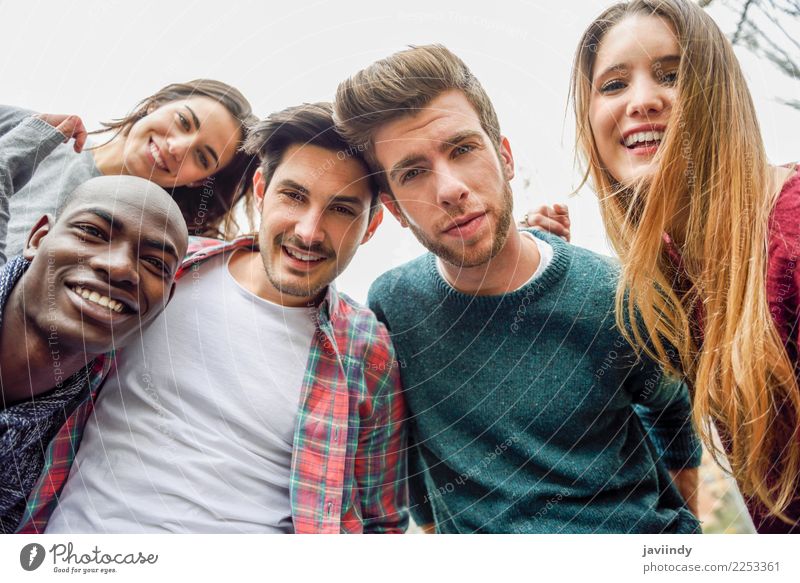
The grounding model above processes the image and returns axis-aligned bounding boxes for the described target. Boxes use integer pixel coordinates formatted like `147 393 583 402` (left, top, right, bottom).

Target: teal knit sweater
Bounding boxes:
368 231 702 534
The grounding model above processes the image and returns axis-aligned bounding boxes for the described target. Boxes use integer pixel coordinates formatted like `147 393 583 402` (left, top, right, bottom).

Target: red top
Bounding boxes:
663 166 800 533
754 165 800 533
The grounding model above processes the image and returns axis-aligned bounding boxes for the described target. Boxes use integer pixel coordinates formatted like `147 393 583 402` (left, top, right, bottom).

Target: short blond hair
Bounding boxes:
333 44 501 192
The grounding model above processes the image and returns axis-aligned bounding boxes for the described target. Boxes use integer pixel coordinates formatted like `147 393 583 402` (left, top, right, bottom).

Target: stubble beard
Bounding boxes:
260 241 333 302
404 181 514 269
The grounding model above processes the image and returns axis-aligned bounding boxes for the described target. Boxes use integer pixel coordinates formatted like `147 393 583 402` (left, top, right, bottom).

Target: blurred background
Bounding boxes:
2 0 798 532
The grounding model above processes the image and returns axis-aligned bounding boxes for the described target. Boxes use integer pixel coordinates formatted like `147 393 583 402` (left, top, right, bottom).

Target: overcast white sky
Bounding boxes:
2 0 798 301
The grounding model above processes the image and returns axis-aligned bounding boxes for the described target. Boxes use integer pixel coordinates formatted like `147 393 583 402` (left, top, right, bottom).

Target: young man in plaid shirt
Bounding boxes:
17 103 407 534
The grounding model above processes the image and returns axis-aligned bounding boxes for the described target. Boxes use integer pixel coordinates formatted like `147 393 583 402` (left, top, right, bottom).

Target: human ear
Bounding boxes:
23 215 54 261
499 136 515 182
379 192 408 228
361 206 384 244
253 168 267 212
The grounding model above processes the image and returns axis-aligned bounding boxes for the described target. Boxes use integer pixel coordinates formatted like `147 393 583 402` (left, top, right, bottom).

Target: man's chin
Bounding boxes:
418 235 499 269
57 327 117 356
267 273 329 305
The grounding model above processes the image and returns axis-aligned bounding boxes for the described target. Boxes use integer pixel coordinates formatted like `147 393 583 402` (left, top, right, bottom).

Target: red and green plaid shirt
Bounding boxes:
16 236 408 533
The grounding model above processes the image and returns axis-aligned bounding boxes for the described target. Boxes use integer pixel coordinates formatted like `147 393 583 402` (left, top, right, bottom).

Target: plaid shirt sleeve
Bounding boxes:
354 322 409 534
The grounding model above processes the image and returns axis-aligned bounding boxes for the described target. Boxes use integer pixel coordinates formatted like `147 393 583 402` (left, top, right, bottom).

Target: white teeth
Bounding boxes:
285 247 323 261
149 140 168 171
624 130 665 148
72 286 126 313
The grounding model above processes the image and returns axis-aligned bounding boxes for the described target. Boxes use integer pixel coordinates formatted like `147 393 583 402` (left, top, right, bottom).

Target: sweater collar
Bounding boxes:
0 256 30 329
425 229 573 308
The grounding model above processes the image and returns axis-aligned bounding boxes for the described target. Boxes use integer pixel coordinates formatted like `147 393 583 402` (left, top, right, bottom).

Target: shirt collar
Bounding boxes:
180 235 342 323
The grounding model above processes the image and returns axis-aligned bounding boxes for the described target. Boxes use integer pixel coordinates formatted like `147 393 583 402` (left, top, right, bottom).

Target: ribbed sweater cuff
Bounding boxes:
20 116 65 146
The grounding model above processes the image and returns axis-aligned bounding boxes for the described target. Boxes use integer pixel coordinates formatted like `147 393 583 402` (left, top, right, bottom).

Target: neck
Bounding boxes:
439 229 540 296
90 133 128 176
228 249 321 307
0 286 95 404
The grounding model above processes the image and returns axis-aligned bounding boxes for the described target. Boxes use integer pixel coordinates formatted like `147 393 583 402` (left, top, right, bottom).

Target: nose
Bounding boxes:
434 165 470 207
625 76 667 118
292 209 326 248
88 243 140 287
166 134 192 164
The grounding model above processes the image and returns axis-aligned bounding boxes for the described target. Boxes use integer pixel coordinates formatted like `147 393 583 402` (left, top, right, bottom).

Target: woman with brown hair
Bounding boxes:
524 0 799 532
0 79 258 257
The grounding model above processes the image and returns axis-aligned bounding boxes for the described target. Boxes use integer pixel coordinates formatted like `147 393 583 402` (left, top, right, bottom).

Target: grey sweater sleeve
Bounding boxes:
0 116 65 265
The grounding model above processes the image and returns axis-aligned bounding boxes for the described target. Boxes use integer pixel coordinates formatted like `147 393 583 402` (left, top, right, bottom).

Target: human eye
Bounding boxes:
331 205 356 217
143 256 168 273
74 223 107 241
599 78 626 93
197 149 210 170
658 70 678 86
177 112 191 131
281 190 305 203
452 143 475 157
400 168 424 184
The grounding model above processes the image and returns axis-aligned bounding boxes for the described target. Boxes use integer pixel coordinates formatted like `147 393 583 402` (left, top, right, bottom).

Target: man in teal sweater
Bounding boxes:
334 44 702 533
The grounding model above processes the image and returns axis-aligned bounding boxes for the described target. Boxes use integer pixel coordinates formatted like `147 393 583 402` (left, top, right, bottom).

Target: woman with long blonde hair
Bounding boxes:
525 0 800 532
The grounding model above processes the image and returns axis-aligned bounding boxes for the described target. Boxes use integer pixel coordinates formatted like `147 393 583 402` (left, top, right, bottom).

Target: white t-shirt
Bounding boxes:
46 251 316 533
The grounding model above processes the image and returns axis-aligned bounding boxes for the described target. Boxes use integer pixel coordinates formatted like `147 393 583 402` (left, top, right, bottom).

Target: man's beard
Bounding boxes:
403 181 514 269
259 236 335 302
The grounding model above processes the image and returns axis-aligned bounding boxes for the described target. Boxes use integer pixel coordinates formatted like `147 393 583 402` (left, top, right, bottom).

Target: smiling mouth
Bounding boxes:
70 285 132 314
622 130 665 150
149 139 169 172
281 245 329 265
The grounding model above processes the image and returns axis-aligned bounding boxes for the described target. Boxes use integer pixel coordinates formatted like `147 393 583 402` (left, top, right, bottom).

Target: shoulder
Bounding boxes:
335 292 393 347
368 253 432 305
770 166 800 242
529 229 620 293
0 105 35 135
334 292 397 373
178 236 254 276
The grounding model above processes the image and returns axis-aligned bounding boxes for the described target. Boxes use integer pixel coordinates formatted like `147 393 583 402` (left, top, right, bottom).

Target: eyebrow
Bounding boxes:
329 195 368 208
83 208 122 232
595 54 681 83
388 130 484 182
76 208 180 263
276 178 310 195
141 237 180 265
185 105 221 169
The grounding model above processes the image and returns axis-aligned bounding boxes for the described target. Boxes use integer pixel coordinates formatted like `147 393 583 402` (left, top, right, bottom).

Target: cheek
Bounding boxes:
142 276 172 309
589 103 619 158
259 208 291 239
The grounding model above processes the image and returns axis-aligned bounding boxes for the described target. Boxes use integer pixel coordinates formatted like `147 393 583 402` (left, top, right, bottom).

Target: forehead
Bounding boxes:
594 15 680 73
271 143 373 204
373 90 484 160
64 197 183 239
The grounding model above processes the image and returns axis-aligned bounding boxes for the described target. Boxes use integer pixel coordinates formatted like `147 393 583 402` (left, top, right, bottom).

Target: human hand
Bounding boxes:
519 203 571 242
34 113 88 153
669 467 700 517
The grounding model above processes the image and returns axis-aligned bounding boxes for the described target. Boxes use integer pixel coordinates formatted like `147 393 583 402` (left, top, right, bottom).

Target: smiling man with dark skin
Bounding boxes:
0 174 188 532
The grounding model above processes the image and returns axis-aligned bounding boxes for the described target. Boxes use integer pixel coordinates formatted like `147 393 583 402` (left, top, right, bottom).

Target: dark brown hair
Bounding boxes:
243 102 379 216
